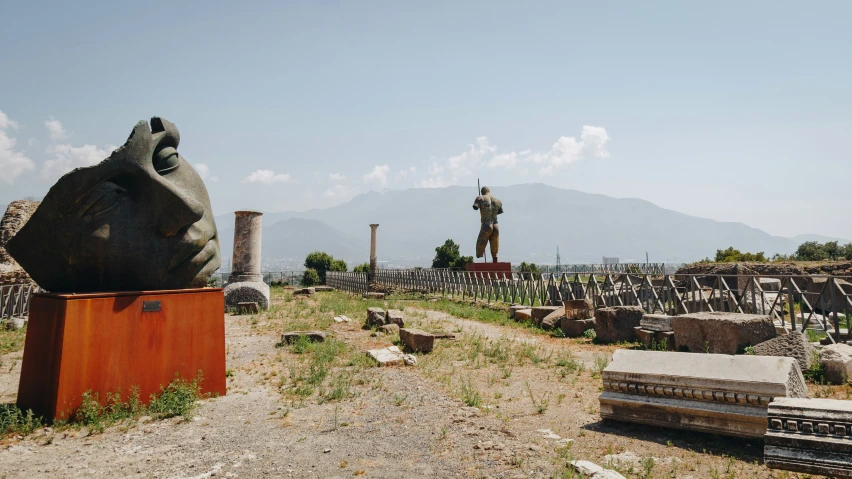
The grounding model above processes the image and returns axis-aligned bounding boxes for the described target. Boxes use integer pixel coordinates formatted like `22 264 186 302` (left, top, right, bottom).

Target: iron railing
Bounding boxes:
0 283 38 320
326 270 852 339
211 271 307 287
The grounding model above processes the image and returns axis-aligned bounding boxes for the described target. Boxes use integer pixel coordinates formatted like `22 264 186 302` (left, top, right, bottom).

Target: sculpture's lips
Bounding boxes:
169 236 217 274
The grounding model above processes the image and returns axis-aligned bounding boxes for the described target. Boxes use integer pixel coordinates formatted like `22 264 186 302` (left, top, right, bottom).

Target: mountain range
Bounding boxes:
214 184 847 269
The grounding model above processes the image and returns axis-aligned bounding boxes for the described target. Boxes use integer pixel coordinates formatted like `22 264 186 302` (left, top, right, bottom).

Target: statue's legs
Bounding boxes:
476 223 493 259
489 224 500 262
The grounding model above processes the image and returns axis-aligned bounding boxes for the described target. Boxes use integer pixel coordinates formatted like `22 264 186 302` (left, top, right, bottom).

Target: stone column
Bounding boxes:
229 211 263 283
369 224 379 280
225 211 270 311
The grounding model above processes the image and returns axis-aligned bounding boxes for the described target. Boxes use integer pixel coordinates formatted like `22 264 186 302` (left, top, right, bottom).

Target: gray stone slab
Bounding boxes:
765 398 852 478
600 350 807 438
639 314 672 332
561 318 595 337
367 345 404 366
386 309 405 328
399 328 435 353
820 343 852 384
531 306 562 325
671 312 776 354
754 332 817 371
281 331 327 344
366 307 386 327
594 306 643 343
509 304 528 319
759 278 782 292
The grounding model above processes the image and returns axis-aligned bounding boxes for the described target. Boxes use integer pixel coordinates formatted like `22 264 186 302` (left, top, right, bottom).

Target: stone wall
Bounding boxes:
677 261 852 277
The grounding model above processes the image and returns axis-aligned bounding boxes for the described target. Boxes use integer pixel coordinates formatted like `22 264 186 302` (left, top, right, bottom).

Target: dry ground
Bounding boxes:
0 288 845 478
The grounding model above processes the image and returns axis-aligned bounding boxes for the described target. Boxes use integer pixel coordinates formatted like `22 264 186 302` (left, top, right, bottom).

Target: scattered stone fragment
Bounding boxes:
366 345 405 366
281 331 326 344
633 327 675 350
819 343 852 384
541 309 565 330
378 324 399 335
402 354 417 366
570 460 627 479
561 318 595 337
3 317 26 331
363 292 385 300
314 286 334 292
236 302 259 314
639 314 672 332
509 304 528 319
671 312 777 354
431 332 457 340
339 315 352 322
531 306 562 326
759 278 782 292
594 306 643 343
564 299 594 320
514 309 532 321
399 328 435 353
293 287 315 296
386 309 405 328
754 332 817 370
366 307 386 327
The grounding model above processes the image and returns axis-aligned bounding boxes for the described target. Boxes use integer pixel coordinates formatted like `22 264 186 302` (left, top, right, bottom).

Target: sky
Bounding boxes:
1 0 850 240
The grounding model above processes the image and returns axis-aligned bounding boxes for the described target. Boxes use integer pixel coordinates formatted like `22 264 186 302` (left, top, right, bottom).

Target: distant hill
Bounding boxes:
214 184 816 267
789 234 852 245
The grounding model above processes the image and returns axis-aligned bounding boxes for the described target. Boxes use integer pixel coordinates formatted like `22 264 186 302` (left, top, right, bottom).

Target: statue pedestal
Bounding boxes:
17 288 227 421
465 262 512 279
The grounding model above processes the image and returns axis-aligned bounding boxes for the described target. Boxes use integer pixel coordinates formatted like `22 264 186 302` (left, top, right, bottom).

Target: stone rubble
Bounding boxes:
819 343 852 384
280 331 327 344
569 460 627 479
366 345 405 366
594 306 643 343
399 328 435 353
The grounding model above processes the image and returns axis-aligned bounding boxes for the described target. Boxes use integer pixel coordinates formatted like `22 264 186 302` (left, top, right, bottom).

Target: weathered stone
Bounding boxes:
5 118 222 293
765 398 852 478
367 345 404 366
639 314 672 332
541 309 565 330
564 299 594 320
224 281 270 311
754 332 817 370
561 318 595 337
759 278 782 292
633 328 675 351
431 332 457 340
366 307 386 327
236 302 259 314
378 324 399 335
402 354 417 366
3 317 26 331
599 350 807 438
400 328 435 353
333 315 352 323
363 292 385 300
569 460 627 479
386 309 405 328
671 312 776 354
229 211 263 283
509 304 528 319
281 331 327 344
514 309 532 321
820 343 852 384
531 306 562 326
314 286 334 292
293 287 315 296
594 306 643 343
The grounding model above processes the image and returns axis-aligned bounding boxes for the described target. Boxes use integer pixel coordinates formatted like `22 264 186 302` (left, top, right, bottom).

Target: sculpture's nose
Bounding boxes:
156 180 205 237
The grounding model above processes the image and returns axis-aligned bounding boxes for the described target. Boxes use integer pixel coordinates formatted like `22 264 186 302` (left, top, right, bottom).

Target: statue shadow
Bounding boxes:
582 419 765 464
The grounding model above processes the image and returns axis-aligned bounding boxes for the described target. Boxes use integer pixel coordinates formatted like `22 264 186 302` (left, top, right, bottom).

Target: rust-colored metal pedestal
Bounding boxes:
17 288 226 421
465 262 512 279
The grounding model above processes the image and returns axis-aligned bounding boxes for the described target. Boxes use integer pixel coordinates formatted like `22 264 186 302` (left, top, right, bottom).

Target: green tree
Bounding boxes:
353 262 370 273
301 268 321 286
431 239 473 269
713 247 767 263
304 251 347 283
795 241 828 261
518 262 541 274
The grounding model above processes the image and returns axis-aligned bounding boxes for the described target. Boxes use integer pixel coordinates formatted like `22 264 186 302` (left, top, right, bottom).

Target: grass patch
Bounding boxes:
0 326 27 356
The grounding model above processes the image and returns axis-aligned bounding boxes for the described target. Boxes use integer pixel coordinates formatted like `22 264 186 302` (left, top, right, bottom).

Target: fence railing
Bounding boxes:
326 269 852 339
211 271 307 287
0 283 38 320
535 263 668 275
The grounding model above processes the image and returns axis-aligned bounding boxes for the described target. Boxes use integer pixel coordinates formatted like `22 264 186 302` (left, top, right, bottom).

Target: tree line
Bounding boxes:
705 241 852 263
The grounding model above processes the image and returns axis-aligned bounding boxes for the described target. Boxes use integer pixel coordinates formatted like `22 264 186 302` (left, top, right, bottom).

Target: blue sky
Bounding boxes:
1 0 850 239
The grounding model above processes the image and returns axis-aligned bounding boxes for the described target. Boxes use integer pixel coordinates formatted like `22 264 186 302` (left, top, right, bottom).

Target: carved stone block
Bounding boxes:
765 398 852 478
599 350 807 438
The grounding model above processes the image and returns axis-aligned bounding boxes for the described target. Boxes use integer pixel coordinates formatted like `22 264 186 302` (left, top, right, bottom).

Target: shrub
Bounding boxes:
518 262 542 274
301 268 321 286
431 239 472 269
713 247 767 263
353 262 370 273
304 251 348 283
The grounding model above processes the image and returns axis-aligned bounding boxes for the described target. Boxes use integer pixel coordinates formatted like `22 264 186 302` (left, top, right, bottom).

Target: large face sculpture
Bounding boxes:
6 117 221 292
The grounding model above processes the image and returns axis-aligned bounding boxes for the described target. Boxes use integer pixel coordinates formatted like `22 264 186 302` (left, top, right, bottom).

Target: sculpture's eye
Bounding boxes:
153 146 180 174
79 182 126 217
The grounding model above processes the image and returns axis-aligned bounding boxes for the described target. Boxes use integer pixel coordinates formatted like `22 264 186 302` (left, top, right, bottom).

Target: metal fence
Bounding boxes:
0 283 38 320
326 269 852 339
211 271 307 287
536 263 668 275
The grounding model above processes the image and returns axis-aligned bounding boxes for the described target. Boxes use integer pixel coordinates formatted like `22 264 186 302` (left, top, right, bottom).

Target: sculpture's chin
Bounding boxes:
165 240 221 289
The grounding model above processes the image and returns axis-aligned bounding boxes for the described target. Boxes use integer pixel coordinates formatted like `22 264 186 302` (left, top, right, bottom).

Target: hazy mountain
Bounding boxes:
214 184 813 267
789 234 852 245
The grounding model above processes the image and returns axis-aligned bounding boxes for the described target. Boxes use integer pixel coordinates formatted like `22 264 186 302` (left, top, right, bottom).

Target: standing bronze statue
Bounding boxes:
472 186 503 263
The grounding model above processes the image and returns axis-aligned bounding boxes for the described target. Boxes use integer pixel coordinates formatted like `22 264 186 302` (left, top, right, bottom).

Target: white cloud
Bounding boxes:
329 172 345 181
0 110 34 184
194 163 219 183
416 176 447 188
243 169 293 184
447 136 495 178
362 164 390 186
41 143 116 182
324 184 353 201
44 116 68 141
394 166 416 182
